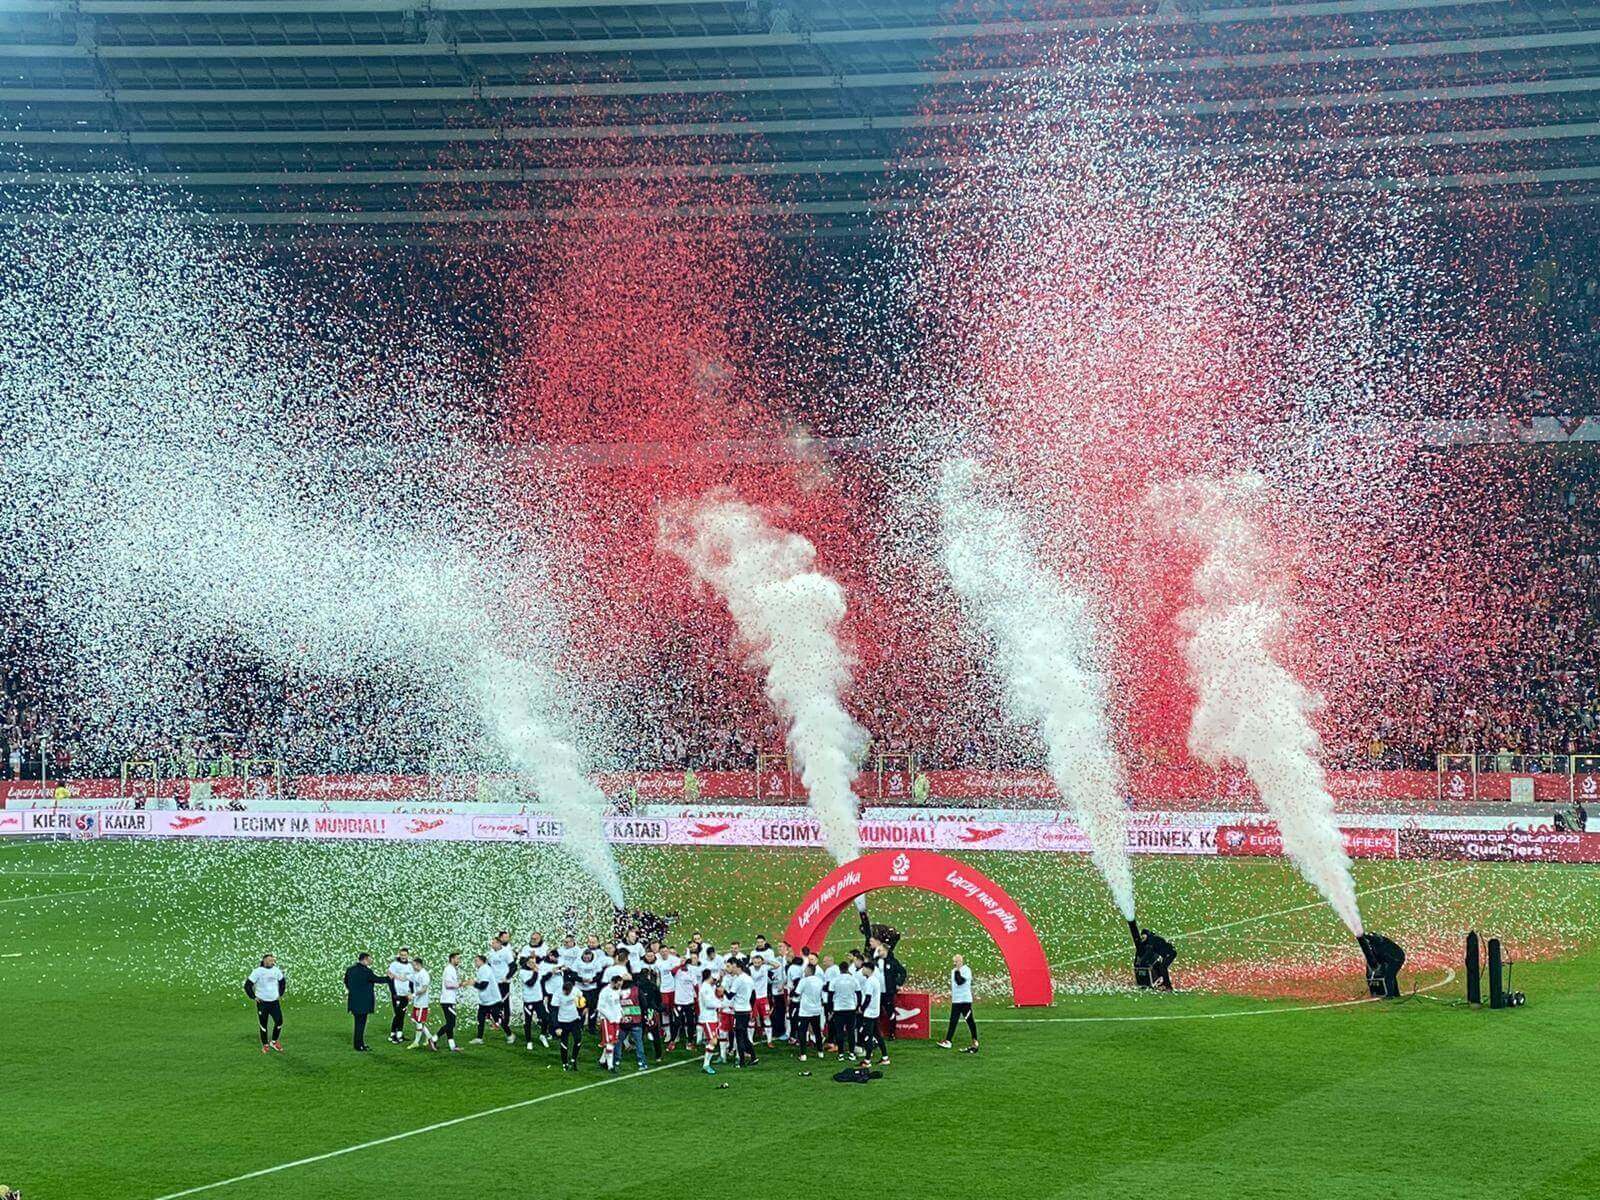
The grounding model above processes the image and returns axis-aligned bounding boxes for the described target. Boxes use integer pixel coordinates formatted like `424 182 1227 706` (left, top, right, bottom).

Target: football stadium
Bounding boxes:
2 1 1599 1197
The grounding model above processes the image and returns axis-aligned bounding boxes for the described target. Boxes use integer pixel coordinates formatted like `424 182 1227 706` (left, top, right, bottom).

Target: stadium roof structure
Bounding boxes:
0 0 1597 241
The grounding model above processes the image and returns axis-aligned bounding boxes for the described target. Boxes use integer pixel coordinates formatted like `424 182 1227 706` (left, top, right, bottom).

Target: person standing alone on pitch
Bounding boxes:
939 954 979 1053
245 953 286 1054
385 948 414 1044
343 952 381 1051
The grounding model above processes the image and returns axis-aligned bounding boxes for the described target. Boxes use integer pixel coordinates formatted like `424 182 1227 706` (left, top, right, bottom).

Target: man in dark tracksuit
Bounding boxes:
344 953 381 1051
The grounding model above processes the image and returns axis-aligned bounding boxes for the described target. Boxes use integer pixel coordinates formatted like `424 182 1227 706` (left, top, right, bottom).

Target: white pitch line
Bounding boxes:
1053 865 1477 968
149 1058 693 1200
0 884 120 905
989 967 1458 1023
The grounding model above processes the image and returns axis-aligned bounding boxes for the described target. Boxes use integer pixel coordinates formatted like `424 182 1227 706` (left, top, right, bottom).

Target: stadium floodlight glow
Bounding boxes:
1357 932 1406 998
1131 921 1176 990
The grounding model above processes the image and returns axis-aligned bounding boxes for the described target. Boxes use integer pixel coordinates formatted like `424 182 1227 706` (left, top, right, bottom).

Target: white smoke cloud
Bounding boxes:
0 207 625 905
1154 473 1363 935
937 458 1135 918
660 495 868 863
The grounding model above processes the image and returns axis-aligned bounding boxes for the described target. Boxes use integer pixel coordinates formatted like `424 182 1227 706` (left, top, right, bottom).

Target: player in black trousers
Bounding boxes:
343 953 381 1051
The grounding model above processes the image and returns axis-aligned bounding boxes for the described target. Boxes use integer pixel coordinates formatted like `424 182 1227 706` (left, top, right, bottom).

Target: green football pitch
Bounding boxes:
3 838 1598 1200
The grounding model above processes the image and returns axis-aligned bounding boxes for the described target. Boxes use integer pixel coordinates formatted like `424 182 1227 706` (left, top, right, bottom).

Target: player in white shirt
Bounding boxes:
245 954 287 1054
602 952 630 988
793 964 827 1059
439 952 463 1052
408 957 438 1050
827 964 860 1060
748 955 774 1046
619 929 645 971
557 935 582 971
783 954 806 1045
471 954 501 1044
574 949 604 1033
670 954 698 1049
519 951 550 1050
696 971 722 1075
488 936 516 1044
939 954 979 1051
724 961 757 1068
553 973 586 1071
596 976 625 1071
657 947 682 1047
858 961 888 1064
386 949 414 1045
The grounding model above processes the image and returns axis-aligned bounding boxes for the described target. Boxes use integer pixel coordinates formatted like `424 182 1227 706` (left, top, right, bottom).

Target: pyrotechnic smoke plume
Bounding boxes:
1155 473 1363 935
0 203 625 905
938 458 1135 919
660 495 868 863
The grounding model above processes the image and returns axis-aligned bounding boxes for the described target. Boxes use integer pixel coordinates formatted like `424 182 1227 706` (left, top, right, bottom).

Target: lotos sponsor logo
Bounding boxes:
689 822 731 839
958 827 1005 844
73 812 98 839
100 811 150 835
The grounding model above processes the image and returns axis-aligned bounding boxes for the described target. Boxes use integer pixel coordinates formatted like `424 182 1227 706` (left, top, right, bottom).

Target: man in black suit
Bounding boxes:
344 952 382 1051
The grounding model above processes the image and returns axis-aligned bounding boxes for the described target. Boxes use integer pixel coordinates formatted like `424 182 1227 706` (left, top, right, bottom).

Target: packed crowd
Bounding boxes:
300 920 986 1074
3 233 1596 785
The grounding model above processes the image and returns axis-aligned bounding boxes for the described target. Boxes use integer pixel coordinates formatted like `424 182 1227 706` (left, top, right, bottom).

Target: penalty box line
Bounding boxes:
1051 865 1477 969
989 967 1458 1023
148 1058 694 1200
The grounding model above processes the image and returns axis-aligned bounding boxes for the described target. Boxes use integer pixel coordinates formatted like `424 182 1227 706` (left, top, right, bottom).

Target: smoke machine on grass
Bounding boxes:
1357 931 1406 998
1131 921 1176 990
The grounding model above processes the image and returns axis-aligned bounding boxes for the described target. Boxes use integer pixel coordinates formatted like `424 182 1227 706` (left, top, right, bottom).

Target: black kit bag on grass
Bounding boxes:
832 1066 883 1084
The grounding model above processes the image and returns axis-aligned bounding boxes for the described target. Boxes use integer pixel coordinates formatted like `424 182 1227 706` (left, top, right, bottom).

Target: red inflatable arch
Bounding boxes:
781 850 1053 1006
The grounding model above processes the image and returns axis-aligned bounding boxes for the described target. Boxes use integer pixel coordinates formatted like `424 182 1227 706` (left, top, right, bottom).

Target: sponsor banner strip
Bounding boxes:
10 811 1600 863
3 764 1585 808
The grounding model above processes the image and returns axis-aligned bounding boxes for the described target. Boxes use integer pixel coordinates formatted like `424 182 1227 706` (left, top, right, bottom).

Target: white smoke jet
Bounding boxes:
937 458 1135 919
1154 473 1363 935
0 204 625 905
660 496 868 864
